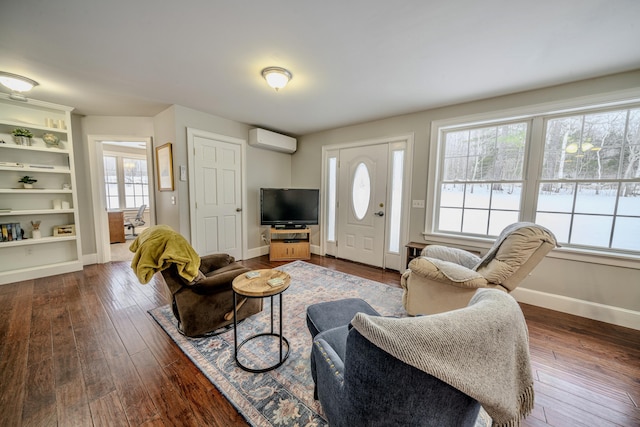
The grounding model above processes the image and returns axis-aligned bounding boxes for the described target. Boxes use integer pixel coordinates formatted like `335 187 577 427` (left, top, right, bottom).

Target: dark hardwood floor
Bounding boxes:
1 254 638 426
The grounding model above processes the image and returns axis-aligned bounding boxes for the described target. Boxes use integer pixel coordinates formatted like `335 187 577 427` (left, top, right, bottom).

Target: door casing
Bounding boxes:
321 134 414 270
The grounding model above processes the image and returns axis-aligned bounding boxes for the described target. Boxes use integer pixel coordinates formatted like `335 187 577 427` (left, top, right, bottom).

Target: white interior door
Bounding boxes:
337 144 388 267
192 135 243 258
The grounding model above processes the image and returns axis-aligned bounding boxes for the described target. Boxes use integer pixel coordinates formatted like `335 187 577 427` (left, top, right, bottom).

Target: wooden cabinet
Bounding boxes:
108 211 125 243
0 94 82 285
269 227 310 261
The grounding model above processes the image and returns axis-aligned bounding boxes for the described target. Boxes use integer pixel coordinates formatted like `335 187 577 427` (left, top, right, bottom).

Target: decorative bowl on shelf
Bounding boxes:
42 133 60 147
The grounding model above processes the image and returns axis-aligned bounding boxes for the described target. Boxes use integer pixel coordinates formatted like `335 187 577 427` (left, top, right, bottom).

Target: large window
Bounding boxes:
438 122 527 236
103 153 149 210
431 103 640 255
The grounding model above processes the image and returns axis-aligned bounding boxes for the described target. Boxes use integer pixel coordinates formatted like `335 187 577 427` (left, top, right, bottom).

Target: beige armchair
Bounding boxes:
401 222 557 315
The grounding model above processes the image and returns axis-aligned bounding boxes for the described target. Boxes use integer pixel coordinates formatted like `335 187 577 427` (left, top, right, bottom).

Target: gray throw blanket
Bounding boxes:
351 289 534 427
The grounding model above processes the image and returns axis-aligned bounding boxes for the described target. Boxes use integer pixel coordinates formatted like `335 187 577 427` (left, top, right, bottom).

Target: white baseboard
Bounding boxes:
83 253 98 265
511 287 640 331
245 245 270 260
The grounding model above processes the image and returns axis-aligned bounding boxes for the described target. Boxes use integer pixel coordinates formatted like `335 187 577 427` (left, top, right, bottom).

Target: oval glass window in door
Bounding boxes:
352 162 371 220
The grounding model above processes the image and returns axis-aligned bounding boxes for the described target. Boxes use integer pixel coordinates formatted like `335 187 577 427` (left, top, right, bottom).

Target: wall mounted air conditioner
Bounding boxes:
249 128 297 154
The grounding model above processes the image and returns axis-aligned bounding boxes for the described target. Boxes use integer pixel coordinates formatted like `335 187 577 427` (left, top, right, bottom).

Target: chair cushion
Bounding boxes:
306 298 380 337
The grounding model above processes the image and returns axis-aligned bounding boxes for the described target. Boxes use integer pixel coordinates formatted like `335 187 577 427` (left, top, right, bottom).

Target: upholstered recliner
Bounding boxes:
307 291 534 426
130 225 262 337
161 254 262 336
401 222 557 316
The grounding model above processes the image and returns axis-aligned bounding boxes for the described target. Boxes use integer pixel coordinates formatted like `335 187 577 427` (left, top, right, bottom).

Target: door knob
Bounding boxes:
374 211 384 217
236 208 242 212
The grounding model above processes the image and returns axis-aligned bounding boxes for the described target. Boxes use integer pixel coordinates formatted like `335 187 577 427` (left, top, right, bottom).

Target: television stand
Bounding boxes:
269 227 310 261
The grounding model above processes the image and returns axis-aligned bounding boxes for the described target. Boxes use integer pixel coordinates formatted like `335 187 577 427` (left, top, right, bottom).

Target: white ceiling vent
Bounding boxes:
249 128 297 154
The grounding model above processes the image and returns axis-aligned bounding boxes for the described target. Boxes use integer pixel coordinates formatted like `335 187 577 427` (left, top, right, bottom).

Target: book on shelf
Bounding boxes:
0 223 23 242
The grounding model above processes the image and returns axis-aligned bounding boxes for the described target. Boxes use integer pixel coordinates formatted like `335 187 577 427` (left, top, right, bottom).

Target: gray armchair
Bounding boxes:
307 291 535 426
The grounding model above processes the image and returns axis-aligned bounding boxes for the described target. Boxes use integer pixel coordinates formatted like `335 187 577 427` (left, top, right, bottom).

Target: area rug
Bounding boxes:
149 260 491 426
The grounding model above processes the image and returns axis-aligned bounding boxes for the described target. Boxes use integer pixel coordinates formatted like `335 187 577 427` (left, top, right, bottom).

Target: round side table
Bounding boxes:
232 269 291 373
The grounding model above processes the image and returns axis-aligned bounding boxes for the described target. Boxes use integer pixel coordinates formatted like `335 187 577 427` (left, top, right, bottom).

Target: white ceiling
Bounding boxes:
1 0 639 136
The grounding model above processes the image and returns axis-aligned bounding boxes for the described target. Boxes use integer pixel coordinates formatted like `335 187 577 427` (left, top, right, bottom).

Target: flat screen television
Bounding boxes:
260 188 319 228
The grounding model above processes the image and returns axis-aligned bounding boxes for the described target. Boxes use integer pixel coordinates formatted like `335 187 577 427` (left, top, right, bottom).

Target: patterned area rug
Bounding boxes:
149 260 491 426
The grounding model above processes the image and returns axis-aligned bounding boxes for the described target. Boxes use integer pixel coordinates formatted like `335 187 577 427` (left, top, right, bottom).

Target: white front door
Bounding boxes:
337 144 388 267
191 134 243 258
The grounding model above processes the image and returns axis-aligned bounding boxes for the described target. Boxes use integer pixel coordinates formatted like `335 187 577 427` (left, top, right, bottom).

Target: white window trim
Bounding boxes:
425 88 640 269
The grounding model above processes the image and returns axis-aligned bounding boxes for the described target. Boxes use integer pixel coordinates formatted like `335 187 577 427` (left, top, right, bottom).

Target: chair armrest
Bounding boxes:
422 245 481 269
187 267 250 293
408 257 487 289
200 253 236 272
313 337 345 397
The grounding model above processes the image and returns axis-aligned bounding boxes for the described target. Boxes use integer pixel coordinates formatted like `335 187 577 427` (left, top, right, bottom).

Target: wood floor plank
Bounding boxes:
105 352 158 425
21 357 57 426
164 356 248 427
0 292 32 427
130 348 199 426
55 381 92 427
89 390 130 427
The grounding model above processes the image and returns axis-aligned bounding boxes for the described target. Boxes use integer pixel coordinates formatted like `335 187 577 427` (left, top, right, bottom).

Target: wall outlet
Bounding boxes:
412 199 425 208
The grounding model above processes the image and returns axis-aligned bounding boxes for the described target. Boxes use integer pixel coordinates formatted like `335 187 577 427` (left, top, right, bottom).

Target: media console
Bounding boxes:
269 227 310 261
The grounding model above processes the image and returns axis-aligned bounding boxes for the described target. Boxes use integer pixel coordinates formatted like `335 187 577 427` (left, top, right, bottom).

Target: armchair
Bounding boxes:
401 222 557 315
161 253 262 336
308 290 534 426
130 225 262 337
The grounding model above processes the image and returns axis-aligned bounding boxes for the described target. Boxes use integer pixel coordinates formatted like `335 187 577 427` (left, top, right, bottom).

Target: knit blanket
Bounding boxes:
351 289 534 427
129 225 201 284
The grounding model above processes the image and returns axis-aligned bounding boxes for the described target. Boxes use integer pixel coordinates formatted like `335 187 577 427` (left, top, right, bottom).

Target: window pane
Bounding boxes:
123 157 149 208
352 163 370 220
439 208 462 232
571 215 613 247
462 209 488 234
327 157 337 241
574 183 617 215
535 212 571 243
443 157 468 181
465 184 490 209
440 184 464 207
492 184 521 210
388 150 404 253
612 217 640 251
537 183 575 213
489 211 519 236
618 185 640 215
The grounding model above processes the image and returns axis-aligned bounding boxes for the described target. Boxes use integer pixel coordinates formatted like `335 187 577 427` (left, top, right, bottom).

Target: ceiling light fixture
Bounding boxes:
0 71 39 101
261 67 292 91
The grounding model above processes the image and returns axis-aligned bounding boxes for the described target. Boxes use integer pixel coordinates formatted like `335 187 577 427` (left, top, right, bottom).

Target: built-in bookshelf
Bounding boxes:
0 94 82 285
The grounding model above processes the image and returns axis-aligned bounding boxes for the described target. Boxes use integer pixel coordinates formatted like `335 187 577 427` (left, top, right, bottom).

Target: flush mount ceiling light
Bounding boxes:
261 67 292 91
0 71 39 101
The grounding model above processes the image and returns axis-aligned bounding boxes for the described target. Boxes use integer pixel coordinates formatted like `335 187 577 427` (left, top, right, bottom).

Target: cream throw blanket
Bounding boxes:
351 289 534 427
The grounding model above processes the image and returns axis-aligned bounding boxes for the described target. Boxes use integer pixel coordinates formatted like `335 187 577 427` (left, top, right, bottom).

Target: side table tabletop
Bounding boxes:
232 269 291 373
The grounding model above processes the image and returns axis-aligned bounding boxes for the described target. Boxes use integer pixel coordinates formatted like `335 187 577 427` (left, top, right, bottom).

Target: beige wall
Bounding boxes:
153 105 292 249
294 70 640 320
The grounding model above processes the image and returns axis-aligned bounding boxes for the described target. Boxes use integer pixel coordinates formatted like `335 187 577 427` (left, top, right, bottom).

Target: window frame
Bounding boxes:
425 90 640 267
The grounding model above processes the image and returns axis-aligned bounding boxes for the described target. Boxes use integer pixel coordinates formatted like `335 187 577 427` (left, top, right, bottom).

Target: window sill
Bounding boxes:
421 232 640 270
